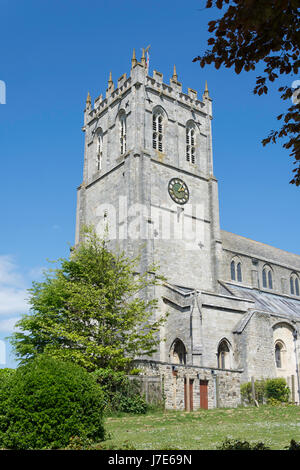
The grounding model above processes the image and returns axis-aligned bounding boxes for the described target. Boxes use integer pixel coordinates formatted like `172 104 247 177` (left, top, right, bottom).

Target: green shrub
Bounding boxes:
0 355 106 449
219 439 300 450
267 397 283 406
240 379 267 404
91 368 148 414
241 377 290 405
218 438 270 450
117 393 148 414
66 435 94 450
0 368 16 400
286 440 300 450
265 378 290 403
0 368 16 380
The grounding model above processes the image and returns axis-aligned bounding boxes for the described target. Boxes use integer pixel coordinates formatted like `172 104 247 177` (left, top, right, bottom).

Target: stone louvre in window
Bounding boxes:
120 112 126 155
96 130 103 171
153 113 163 152
186 126 195 163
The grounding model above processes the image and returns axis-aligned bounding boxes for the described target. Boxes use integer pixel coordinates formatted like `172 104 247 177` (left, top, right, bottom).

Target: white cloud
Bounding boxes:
0 317 20 333
0 287 29 316
27 266 46 280
0 255 25 288
0 256 29 318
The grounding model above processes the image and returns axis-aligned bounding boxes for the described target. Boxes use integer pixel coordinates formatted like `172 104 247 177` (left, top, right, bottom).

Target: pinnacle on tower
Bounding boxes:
108 71 113 89
172 64 178 81
204 80 210 98
86 91 91 106
141 48 146 67
131 48 137 68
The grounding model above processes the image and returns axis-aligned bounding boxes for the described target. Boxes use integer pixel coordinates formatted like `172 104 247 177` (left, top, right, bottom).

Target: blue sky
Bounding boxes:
0 0 299 367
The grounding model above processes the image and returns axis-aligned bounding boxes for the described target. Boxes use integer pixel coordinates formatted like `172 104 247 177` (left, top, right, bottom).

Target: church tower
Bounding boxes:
74 51 300 409
76 50 223 294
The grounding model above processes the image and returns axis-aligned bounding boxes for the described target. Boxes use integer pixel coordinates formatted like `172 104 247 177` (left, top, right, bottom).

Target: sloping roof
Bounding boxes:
173 284 195 294
226 283 300 321
221 230 300 270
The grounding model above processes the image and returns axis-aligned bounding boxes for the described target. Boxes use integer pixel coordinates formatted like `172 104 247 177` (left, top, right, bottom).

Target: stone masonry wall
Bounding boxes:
134 360 242 410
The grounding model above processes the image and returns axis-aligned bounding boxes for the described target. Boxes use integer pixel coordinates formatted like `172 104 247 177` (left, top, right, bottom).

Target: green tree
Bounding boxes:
193 0 300 185
10 227 166 371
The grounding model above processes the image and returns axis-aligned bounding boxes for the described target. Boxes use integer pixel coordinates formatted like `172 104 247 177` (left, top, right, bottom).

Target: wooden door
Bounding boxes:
200 380 208 409
184 378 194 411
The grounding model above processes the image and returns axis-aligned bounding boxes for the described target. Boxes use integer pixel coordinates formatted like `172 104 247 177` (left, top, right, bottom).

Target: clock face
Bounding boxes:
168 178 189 205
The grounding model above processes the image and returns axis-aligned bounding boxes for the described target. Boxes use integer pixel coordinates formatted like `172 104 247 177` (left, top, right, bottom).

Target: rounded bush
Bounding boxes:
265 378 290 402
0 355 105 449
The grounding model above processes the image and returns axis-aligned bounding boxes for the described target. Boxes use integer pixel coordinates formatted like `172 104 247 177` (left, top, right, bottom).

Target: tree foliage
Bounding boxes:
91 368 148 414
10 227 166 371
0 355 105 449
241 377 290 404
193 0 300 185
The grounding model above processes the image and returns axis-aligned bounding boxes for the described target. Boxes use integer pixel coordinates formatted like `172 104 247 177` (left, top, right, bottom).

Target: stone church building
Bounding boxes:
75 50 300 410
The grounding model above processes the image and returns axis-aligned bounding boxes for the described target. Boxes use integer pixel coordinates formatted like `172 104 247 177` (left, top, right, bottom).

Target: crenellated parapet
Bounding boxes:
83 49 212 127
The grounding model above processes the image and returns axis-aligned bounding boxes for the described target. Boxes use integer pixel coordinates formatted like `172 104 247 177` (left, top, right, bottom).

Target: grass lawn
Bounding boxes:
97 405 300 450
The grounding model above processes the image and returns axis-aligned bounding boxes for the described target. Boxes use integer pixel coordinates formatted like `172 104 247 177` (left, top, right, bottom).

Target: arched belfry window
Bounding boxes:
262 265 273 289
290 273 300 296
153 111 164 152
230 258 242 282
170 339 186 365
186 123 196 164
119 111 126 155
96 128 103 171
217 339 231 369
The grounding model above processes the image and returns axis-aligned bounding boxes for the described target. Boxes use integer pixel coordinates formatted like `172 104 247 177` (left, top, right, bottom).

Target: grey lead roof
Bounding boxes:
225 283 300 321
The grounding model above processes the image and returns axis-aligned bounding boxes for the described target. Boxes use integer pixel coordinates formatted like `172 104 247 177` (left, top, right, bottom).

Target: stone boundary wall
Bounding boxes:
134 359 242 410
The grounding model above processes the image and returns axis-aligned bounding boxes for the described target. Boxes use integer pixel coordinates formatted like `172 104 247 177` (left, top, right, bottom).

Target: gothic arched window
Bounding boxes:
230 258 242 282
262 268 267 288
186 124 196 164
231 260 236 281
262 265 273 289
119 111 126 155
217 339 231 369
268 270 273 290
290 273 300 296
237 262 242 282
170 338 186 365
153 111 163 152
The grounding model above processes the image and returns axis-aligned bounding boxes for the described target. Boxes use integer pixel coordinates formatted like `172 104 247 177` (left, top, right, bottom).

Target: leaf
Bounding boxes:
192 0 300 184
